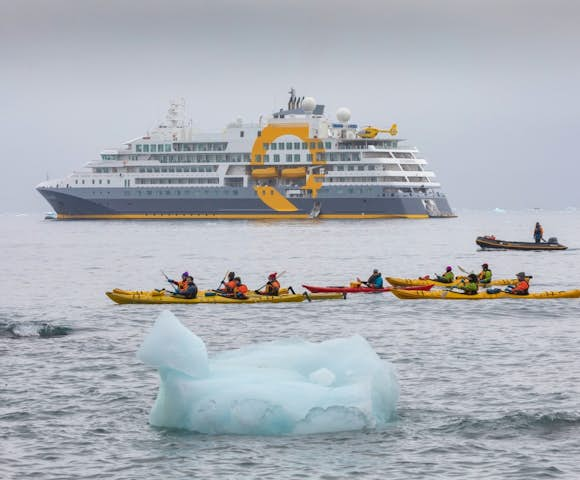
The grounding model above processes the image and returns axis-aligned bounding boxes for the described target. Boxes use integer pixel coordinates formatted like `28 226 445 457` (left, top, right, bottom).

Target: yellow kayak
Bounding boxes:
106 289 344 305
385 276 527 288
391 289 580 300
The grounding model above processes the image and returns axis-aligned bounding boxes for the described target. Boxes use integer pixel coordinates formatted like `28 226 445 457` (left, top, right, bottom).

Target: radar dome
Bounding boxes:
302 97 316 113
336 107 351 123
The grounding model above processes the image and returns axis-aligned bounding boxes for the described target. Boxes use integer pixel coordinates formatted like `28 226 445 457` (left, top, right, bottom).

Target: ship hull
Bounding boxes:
37 187 455 219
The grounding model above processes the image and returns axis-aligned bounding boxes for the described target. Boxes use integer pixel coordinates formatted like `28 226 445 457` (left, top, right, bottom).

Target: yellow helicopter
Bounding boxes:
357 123 398 138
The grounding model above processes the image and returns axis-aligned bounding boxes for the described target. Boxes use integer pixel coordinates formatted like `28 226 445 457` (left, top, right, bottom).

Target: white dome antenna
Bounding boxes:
302 97 316 113
336 107 351 123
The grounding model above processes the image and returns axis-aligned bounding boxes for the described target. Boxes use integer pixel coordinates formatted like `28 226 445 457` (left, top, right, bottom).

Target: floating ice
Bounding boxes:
492 207 506 213
137 311 399 435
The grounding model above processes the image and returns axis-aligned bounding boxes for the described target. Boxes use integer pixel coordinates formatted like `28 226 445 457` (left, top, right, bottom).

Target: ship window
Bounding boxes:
294 142 300 149
240 131 244 138
310 142 316 149
307 154 312 162
273 154 280 163
318 142 323 149
143 145 149 152
278 142 284 150
270 143 277 150
150 145 157 152
264 154 270 163
82 180 85 184
348 166 354 171
325 142 331 149
255 154 262 163
302 142 307 149
286 142 292 149
136 145 142 152
286 154 292 162
165 144 171 152
294 154 300 162
92 179 95 184
358 166 364 171
264 143 269 150
75 179 78 184
147 168 153 173
99 179 102 184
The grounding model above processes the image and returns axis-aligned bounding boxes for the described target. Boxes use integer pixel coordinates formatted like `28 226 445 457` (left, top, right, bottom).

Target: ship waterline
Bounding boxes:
37 91 454 219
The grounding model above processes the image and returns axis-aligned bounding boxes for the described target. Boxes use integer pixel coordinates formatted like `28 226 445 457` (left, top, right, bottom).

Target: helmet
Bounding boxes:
373 269 379 273
181 271 189 278
516 272 526 279
468 273 478 281
268 272 277 279
446 266 452 272
482 263 488 268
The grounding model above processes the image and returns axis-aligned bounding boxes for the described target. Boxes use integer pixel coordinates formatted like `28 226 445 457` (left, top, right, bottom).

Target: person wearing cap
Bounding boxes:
436 266 455 284
505 272 529 295
457 273 479 295
168 271 189 291
258 273 281 296
220 271 237 294
173 276 198 299
359 269 383 289
478 263 492 284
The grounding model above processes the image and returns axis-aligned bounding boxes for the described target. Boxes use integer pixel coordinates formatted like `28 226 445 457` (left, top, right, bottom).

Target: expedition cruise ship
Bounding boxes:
37 90 454 219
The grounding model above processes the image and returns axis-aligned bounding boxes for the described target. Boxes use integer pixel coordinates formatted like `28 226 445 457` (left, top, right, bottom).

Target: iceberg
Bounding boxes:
137 311 399 435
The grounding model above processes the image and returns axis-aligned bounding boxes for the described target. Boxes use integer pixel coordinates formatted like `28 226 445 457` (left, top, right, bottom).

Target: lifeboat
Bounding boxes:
281 167 307 179
251 167 278 179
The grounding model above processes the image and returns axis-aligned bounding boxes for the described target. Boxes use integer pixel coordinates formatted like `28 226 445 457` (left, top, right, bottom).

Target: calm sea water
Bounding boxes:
1 210 579 479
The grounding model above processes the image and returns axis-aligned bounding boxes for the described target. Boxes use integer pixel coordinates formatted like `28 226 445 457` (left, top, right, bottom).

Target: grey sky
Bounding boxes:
2 0 579 212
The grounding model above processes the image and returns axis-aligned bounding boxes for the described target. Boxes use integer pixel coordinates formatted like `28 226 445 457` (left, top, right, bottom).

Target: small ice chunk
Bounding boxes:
309 368 336 386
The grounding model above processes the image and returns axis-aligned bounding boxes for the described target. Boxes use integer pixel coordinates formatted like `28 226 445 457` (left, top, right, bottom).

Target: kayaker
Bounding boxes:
258 273 281 296
233 277 249 299
220 272 237 294
362 269 384 289
436 266 455 283
457 273 478 295
168 271 189 291
478 263 492 284
505 272 529 295
533 222 544 243
172 276 198 299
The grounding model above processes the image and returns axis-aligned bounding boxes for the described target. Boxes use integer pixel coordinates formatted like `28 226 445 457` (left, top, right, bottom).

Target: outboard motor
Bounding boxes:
548 237 558 244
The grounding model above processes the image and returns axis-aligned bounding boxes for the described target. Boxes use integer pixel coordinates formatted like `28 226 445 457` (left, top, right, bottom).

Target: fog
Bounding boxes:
2 0 579 212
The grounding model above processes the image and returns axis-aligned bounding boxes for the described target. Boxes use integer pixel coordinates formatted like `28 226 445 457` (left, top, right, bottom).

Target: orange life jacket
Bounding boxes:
512 280 529 294
235 284 248 296
225 280 236 293
265 280 280 294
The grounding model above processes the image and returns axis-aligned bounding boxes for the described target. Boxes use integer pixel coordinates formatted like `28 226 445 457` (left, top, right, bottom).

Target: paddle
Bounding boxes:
161 270 178 293
213 291 247 301
216 270 230 291
441 287 468 298
254 271 286 294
